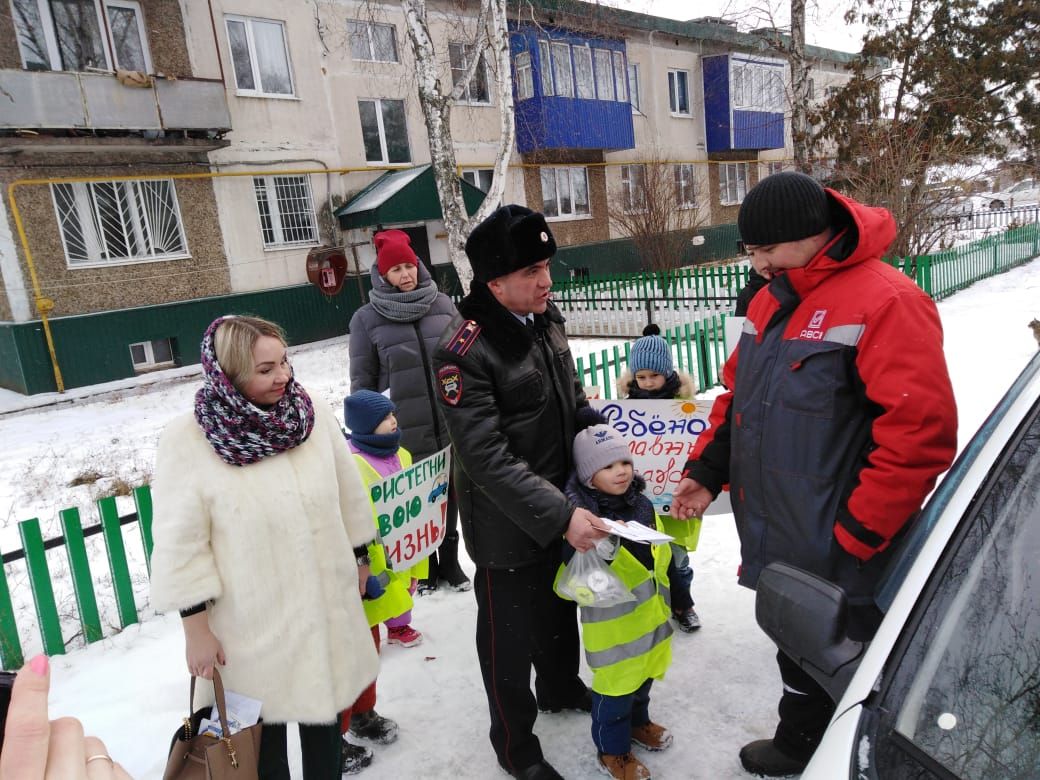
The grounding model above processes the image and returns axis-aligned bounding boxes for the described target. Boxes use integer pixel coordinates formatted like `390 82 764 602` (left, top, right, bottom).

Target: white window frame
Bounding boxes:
461 168 494 192
449 42 491 105
253 175 319 249
732 62 784 111
674 163 697 209
719 162 749 206
612 50 627 102
51 178 190 269
104 0 152 72
668 69 691 116
764 161 785 178
540 166 591 221
627 62 641 112
593 48 613 100
538 39 553 96
620 164 646 213
515 51 533 100
346 19 398 63
12 0 120 72
225 15 295 98
358 97 411 165
550 41 574 98
573 45 594 99
129 338 175 371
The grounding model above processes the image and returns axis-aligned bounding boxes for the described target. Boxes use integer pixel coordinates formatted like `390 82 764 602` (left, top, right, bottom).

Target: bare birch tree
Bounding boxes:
400 0 514 292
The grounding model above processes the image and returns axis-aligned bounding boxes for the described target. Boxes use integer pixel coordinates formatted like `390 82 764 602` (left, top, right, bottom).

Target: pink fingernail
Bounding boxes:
29 654 49 675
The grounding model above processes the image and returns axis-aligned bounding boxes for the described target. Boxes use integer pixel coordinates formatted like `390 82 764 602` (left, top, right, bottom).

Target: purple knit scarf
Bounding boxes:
193 316 315 466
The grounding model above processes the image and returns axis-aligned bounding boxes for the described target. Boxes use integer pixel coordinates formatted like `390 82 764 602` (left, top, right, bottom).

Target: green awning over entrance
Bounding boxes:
335 164 488 230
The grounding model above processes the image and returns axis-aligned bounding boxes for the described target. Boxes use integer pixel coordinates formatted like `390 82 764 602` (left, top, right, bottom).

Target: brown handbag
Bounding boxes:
162 668 263 780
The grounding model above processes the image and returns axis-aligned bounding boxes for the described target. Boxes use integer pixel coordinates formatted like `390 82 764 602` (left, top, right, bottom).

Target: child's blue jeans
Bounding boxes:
669 543 694 613
591 679 653 755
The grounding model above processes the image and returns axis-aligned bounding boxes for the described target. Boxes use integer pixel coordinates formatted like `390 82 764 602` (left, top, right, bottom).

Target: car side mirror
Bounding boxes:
755 563 868 703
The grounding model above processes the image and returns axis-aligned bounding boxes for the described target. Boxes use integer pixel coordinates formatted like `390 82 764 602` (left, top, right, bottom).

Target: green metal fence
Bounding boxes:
1 488 153 669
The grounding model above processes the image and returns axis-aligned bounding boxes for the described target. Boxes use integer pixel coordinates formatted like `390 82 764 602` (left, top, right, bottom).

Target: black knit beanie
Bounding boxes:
738 172 831 246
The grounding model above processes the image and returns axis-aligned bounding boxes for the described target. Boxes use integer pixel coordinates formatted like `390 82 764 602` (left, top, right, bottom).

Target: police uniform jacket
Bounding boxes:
432 282 588 569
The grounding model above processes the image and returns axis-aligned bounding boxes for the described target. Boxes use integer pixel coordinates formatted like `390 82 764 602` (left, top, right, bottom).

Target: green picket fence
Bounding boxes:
0 487 153 670
576 315 730 399
552 262 751 307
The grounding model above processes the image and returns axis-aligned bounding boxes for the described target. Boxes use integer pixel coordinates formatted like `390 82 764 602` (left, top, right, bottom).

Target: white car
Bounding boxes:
754 348 1040 779
983 178 1039 209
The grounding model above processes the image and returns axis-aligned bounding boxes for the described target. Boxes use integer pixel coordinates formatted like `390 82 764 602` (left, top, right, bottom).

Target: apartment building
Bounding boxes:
0 0 857 393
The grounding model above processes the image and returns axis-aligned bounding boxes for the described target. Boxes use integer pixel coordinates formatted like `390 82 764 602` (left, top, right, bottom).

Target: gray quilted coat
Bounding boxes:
348 263 458 459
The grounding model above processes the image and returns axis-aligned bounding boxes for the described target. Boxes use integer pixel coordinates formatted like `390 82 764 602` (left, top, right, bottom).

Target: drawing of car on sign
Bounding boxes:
427 480 449 503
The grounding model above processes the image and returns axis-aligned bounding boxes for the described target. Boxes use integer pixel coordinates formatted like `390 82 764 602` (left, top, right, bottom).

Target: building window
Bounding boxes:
732 63 784 111
807 78 815 100
627 63 641 112
573 46 594 99
225 15 294 97
674 164 697 208
538 40 553 96
540 166 590 220
12 0 159 74
253 175 318 248
515 51 533 100
462 168 494 192
668 69 690 115
449 43 490 104
620 164 646 213
358 98 410 164
765 161 785 178
612 51 627 102
129 338 175 372
719 162 749 205
550 41 574 98
52 179 188 267
346 20 398 63
593 48 613 100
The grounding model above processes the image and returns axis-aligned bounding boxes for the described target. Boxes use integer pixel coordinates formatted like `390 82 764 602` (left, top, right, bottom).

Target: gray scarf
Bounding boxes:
368 262 441 323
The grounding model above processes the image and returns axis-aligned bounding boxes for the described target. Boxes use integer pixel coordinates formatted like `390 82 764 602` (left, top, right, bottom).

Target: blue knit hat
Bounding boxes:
628 325 672 376
344 389 395 435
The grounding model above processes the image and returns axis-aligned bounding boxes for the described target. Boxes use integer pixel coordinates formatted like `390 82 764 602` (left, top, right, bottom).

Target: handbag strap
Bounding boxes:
183 669 239 766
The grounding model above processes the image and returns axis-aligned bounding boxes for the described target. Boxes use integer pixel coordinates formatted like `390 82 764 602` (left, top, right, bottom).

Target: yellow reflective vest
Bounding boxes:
353 447 425 627
555 524 674 697
659 515 702 551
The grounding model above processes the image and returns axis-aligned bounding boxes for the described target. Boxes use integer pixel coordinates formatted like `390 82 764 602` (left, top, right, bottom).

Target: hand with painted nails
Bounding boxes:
0 655 132 779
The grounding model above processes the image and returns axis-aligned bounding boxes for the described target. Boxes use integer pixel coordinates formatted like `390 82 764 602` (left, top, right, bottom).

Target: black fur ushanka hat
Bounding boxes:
464 204 557 282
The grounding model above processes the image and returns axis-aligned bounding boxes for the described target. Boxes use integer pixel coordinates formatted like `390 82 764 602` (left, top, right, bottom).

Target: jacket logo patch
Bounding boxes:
800 309 828 340
438 365 463 406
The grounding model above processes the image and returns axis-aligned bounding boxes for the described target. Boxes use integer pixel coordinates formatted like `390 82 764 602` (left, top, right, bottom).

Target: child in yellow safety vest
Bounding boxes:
558 424 674 780
338 389 428 773
616 324 702 634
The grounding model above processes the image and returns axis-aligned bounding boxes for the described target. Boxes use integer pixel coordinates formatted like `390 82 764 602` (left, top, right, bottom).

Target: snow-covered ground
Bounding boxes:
3 256 1040 778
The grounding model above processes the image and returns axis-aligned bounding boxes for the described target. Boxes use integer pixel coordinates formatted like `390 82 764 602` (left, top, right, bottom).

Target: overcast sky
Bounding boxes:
606 0 867 54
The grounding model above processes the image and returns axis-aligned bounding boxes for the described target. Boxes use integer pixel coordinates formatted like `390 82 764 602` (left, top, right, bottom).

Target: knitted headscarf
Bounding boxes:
193 316 315 466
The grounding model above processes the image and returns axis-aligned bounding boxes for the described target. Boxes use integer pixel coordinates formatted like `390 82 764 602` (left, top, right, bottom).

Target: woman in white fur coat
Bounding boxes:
150 315 379 780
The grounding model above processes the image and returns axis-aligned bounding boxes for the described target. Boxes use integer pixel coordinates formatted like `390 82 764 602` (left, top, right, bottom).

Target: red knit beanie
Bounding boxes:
374 229 419 275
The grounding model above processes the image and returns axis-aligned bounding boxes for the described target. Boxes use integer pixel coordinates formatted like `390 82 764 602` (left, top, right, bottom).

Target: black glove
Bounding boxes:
574 405 607 432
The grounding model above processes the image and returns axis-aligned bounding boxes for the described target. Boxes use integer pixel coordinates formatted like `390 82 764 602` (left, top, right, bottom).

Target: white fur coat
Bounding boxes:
149 399 379 723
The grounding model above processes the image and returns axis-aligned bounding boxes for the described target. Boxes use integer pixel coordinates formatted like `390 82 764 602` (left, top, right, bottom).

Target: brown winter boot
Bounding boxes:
597 752 651 780
631 722 673 752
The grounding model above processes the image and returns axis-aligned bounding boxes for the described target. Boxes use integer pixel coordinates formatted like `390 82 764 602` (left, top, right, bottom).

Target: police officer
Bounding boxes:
433 205 608 780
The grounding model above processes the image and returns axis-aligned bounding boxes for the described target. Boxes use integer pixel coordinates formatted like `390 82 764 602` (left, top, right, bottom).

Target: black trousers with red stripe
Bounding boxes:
473 555 585 774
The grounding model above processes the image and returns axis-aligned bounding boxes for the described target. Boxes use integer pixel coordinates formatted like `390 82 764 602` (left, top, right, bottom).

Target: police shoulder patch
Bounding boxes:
446 319 481 357
437 364 463 406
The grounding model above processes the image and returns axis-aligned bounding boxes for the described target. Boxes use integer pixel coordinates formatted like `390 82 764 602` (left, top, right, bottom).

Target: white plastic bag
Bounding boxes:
557 550 636 608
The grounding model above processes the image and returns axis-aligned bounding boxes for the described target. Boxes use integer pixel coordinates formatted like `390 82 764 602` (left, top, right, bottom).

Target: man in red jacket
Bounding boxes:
673 172 957 776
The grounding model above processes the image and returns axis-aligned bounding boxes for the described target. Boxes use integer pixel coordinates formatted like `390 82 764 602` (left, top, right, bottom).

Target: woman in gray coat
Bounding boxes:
348 229 471 592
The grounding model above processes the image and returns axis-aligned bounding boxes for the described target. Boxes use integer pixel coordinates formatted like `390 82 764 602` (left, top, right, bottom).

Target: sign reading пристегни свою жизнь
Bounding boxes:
368 446 451 569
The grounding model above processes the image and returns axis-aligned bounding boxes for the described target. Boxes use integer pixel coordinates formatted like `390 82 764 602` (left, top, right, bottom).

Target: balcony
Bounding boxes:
702 54 785 153
510 26 635 155
0 70 231 151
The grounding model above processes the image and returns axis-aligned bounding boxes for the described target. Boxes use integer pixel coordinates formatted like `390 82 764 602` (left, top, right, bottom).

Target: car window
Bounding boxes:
871 400 1040 779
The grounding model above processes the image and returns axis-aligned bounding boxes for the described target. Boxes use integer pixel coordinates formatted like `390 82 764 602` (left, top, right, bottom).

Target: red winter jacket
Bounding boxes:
684 190 957 603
